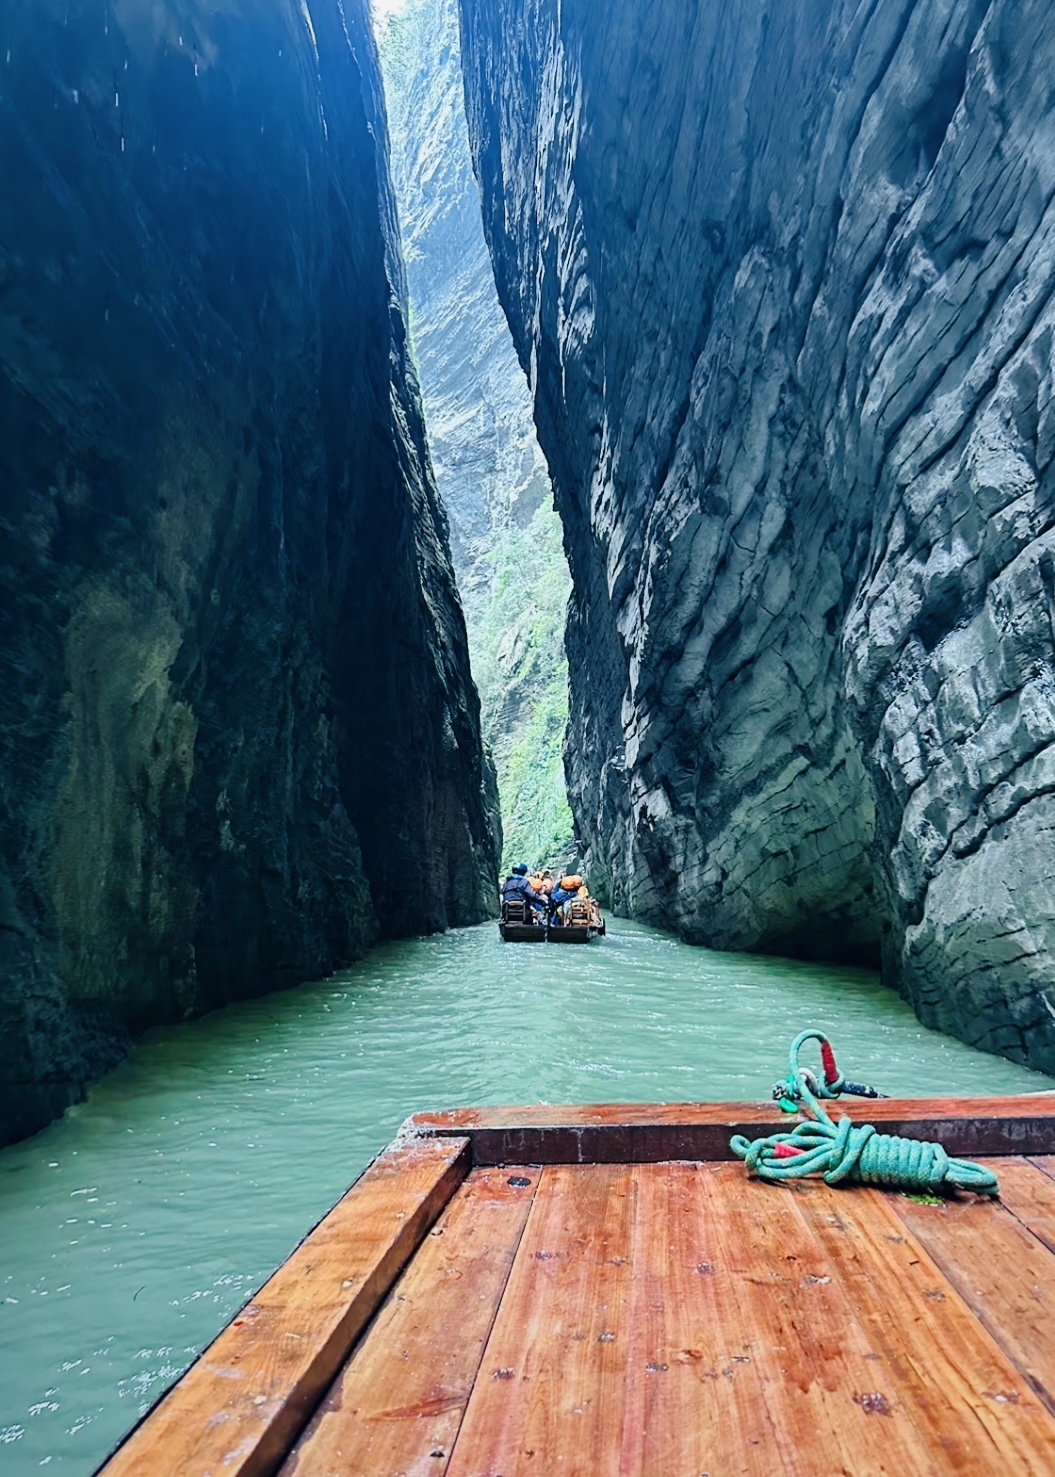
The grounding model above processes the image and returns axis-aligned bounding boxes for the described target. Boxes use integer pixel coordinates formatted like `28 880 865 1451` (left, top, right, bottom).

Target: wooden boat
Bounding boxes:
97 1094 1055 1476
499 896 606 942
498 898 547 942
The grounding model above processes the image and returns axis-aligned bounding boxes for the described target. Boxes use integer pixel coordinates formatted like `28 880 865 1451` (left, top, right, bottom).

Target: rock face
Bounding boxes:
0 0 499 1146
459 0 1055 1072
380 0 573 869
383 0 551 596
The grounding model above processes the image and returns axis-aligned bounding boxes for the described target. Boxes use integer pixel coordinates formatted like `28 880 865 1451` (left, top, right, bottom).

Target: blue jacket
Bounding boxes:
502 875 543 906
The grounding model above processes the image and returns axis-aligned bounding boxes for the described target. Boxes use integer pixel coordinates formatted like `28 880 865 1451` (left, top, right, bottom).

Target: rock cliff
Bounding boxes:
383 0 550 594
459 0 1055 1072
0 0 498 1145
380 0 573 869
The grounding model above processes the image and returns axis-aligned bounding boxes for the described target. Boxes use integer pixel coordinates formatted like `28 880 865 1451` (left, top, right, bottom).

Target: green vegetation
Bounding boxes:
498 673 573 871
378 0 574 875
465 502 574 872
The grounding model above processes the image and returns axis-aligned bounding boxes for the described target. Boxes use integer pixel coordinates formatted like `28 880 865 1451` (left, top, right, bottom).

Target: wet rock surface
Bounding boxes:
459 0 1055 1070
0 0 498 1145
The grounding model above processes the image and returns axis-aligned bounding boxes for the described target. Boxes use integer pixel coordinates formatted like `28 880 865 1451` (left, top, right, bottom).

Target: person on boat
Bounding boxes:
548 874 582 923
528 870 552 903
568 883 594 926
500 863 546 919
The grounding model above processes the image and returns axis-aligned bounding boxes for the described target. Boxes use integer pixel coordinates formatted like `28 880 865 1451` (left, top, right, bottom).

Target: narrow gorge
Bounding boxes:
6 6 1055 1468
459 0 1055 1072
4 0 1055 1149
380 0 574 872
0 0 498 1147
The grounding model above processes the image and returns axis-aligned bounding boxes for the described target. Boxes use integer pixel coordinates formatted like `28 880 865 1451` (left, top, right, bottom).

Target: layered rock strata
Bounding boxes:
0 0 498 1145
459 0 1055 1071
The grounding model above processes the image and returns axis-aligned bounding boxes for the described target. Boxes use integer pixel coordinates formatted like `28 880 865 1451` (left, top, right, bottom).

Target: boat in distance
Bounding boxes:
498 895 606 942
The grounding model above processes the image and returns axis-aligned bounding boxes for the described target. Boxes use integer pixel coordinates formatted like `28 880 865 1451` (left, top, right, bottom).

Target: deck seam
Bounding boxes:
889 1191 1055 1423
429 1168 542 1476
1028 1155 1055 1188
799 1183 1055 1465
786 1184 962 1462
993 1188 1055 1259
443 1164 558 1472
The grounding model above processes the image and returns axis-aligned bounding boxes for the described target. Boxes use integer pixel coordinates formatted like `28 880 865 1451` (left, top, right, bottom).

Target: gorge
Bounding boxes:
6 3 1055 1467
3 0 1055 1145
0 0 498 1148
380 0 574 872
459 0 1055 1075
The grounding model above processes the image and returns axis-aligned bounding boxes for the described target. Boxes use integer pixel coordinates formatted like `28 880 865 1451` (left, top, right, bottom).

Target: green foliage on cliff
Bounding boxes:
496 665 573 873
377 0 574 880
466 503 574 873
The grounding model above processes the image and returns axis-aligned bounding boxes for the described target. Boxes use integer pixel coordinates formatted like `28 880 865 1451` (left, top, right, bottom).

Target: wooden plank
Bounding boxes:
408 1095 1055 1166
280 1166 538 1476
98 1136 470 1477
995 1157 1055 1255
619 1162 948 1475
794 1176 1055 1471
893 1164 1055 1417
445 1164 637 1477
1027 1154 1055 1193
411 1095 1055 1132
620 1161 791 1476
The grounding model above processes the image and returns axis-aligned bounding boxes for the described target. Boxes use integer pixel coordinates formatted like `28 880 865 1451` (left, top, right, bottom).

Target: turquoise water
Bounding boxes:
0 918 1050 1473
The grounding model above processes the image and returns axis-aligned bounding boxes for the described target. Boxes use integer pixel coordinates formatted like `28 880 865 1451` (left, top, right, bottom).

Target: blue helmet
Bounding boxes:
513 862 528 875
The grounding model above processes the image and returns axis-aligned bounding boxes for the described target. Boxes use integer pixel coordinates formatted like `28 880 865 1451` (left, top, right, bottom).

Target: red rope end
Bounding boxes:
820 1041 838 1084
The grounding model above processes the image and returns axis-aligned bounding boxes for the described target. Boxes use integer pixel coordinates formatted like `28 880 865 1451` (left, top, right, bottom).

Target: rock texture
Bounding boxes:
0 0 498 1146
383 0 551 591
459 0 1055 1072
380 0 573 869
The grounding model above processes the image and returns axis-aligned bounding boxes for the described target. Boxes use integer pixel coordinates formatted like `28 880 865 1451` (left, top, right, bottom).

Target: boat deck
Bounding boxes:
98 1096 1055 1475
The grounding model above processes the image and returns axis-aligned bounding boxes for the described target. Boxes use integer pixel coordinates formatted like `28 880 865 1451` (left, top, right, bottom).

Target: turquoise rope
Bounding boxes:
732 1031 999 1197
772 1028 847 1112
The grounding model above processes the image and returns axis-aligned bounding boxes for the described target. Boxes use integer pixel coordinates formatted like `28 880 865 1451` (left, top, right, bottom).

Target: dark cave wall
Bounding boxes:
0 0 499 1145
459 0 1055 1071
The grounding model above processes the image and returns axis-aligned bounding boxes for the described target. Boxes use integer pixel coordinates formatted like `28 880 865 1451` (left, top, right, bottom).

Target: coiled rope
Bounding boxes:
731 1030 999 1196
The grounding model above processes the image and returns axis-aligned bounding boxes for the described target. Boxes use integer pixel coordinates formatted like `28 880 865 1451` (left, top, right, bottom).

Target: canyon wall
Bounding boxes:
0 0 499 1145
383 0 551 597
380 0 573 869
459 0 1055 1071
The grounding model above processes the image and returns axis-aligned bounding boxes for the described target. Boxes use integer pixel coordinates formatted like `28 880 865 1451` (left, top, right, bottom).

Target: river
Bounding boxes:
0 918 1050 1473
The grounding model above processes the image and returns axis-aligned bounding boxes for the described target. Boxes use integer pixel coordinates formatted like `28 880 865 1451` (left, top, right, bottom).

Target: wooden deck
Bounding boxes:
97 1096 1055 1476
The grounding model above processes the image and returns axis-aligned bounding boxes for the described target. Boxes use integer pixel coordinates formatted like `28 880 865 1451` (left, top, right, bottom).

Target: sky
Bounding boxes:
371 0 409 31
